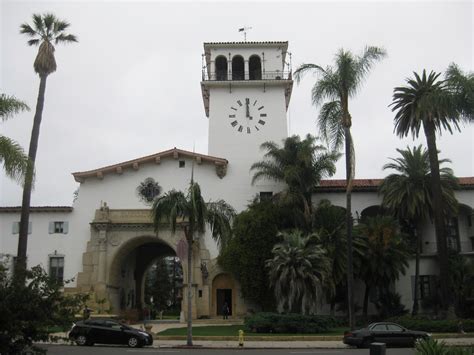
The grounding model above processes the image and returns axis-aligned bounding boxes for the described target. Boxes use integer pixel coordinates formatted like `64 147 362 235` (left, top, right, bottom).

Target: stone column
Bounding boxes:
97 228 107 283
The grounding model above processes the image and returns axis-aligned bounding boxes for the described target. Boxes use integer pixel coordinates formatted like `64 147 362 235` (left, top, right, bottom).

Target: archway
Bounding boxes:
249 55 262 80
215 55 228 80
232 55 244 80
108 236 183 319
211 273 235 317
360 205 386 222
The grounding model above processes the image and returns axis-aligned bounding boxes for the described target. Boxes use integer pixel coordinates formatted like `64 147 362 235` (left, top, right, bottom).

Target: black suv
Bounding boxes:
69 319 153 348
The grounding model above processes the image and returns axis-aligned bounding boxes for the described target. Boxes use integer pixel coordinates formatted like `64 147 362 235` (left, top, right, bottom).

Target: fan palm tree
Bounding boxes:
151 180 235 346
16 13 77 274
379 145 458 315
390 66 473 310
294 46 386 327
266 230 330 315
357 216 410 317
0 94 29 182
251 134 340 230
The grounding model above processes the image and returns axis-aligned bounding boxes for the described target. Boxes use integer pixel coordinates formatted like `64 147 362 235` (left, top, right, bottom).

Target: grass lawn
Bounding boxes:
157 325 348 337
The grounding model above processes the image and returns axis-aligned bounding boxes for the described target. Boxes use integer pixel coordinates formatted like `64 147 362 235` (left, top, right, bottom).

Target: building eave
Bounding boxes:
72 147 228 183
0 206 73 213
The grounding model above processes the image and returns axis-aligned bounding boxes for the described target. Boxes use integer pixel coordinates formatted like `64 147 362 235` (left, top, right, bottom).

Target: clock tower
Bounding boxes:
201 41 293 210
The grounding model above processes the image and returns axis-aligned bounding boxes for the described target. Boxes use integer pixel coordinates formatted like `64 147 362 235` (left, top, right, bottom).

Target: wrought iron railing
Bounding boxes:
202 70 292 81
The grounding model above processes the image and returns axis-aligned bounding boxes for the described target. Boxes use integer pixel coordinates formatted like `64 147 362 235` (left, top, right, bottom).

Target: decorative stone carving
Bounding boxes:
215 163 227 178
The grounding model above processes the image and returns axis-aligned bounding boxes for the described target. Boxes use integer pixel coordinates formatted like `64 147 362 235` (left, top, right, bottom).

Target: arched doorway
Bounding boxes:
249 55 262 80
215 55 228 80
232 55 244 80
211 273 235 317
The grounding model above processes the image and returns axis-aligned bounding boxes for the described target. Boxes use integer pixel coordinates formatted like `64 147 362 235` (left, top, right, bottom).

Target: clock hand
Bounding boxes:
245 98 250 118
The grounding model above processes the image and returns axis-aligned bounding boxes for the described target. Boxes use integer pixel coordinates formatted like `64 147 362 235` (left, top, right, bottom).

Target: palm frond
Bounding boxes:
0 135 29 182
19 23 37 38
0 94 29 120
318 101 344 151
293 63 326 84
55 33 78 44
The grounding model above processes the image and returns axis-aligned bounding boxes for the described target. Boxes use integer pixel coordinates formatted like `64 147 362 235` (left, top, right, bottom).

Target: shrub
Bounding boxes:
388 316 474 333
415 338 473 355
244 312 337 334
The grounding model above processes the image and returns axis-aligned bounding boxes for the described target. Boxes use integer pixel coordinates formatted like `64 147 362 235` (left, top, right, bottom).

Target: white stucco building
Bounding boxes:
1 41 473 318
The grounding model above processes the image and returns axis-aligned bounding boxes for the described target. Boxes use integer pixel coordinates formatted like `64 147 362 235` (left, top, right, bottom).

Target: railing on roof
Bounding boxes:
202 70 292 81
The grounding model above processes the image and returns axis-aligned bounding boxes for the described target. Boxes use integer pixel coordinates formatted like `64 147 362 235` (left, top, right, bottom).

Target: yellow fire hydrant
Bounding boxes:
238 329 244 347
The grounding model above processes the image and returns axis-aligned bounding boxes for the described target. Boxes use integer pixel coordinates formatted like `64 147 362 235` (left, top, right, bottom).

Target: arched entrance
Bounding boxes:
211 273 235 317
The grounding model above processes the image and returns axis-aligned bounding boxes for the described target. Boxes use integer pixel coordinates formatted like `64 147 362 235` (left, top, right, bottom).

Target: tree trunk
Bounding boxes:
422 119 449 311
363 284 370 319
412 223 421 316
344 126 355 330
16 74 48 277
330 299 335 317
185 227 193 346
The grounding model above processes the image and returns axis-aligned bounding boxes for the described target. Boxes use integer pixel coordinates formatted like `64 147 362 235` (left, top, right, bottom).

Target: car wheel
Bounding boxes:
75 335 89 346
128 336 142 348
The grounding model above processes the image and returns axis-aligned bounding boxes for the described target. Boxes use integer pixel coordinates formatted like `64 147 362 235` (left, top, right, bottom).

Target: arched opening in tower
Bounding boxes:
232 55 245 80
215 55 228 80
249 55 262 80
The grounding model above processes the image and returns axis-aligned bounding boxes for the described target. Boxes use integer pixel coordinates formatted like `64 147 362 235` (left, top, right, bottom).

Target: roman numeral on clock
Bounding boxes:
258 120 266 125
247 127 251 134
237 100 243 106
231 120 238 127
229 114 236 118
238 125 243 132
258 106 264 111
260 113 267 117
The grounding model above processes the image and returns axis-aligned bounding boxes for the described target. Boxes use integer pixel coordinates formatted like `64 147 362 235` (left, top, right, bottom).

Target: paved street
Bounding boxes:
40 344 416 354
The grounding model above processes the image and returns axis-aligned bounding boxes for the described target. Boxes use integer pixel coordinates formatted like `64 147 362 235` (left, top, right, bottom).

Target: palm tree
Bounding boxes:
294 46 386 328
266 230 330 314
151 180 235 346
379 145 458 315
390 66 473 310
17 14 77 274
357 216 410 317
251 134 340 230
0 94 29 182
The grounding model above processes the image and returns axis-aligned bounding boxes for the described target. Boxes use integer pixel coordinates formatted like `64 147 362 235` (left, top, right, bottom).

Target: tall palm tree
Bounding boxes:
266 230 330 315
17 14 77 274
294 46 386 328
251 134 340 230
390 66 473 310
379 145 458 315
151 180 235 346
357 216 410 317
0 94 29 182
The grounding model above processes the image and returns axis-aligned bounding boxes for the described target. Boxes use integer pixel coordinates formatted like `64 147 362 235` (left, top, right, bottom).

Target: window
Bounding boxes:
12 221 32 234
249 55 262 80
412 275 435 300
259 191 273 202
386 324 403 332
179 160 185 168
232 55 244 80
198 290 203 298
446 217 460 252
215 55 228 80
49 256 64 282
372 324 387 331
48 221 69 234
470 237 474 252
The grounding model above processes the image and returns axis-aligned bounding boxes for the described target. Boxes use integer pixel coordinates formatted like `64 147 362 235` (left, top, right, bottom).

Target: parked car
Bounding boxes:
69 319 153 348
343 322 430 348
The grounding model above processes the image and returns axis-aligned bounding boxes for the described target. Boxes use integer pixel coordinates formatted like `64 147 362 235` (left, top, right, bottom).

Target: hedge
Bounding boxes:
388 316 474 333
244 312 337 334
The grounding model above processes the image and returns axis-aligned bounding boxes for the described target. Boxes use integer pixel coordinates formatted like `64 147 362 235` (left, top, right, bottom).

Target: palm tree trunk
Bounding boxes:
412 223 421 316
185 227 193 346
344 126 355 330
422 119 449 311
16 73 48 278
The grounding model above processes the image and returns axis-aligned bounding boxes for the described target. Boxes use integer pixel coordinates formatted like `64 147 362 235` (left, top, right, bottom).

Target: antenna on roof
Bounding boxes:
238 26 252 41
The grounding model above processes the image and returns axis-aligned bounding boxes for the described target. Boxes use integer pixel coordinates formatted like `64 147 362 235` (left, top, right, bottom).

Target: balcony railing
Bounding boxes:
202 70 292 81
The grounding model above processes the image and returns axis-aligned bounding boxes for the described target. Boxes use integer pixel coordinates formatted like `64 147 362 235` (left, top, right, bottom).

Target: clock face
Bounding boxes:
228 97 267 134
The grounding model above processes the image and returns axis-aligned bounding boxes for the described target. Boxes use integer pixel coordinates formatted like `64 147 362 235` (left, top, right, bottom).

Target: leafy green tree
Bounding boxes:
144 258 173 313
390 66 473 310
17 13 77 275
0 94 29 182
379 145 458 315
294 46 386 328
151 180 235 346
251 134 339 230
266 230 330 315
0 263 86 354
356 216 410 317
219 201 284 310
312 199 347 315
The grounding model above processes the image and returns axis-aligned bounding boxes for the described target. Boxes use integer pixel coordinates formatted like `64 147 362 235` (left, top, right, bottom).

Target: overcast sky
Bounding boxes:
1 0 473 206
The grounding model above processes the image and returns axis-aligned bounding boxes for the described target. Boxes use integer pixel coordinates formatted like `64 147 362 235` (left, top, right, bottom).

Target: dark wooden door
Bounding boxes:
216 289 232 315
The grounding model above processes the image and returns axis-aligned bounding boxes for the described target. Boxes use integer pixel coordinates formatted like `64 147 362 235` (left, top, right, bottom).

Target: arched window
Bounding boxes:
249 55 262 80
232 55 244 80
215 56 227 81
